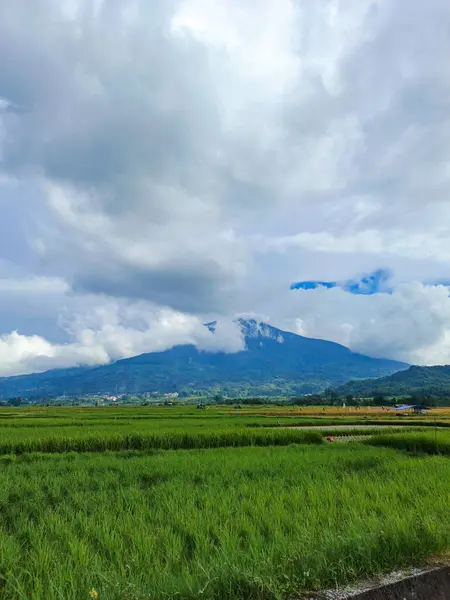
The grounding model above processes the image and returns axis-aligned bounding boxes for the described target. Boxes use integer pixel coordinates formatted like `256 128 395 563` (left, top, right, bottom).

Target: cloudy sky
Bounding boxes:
1 0 450 375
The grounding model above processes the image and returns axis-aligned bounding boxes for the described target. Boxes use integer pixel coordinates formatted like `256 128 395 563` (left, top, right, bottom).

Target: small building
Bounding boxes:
392 404 415 417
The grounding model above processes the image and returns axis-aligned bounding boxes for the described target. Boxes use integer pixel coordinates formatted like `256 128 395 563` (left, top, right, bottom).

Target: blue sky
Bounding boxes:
1 0 450 374
291 269 393 295
291 269 450 298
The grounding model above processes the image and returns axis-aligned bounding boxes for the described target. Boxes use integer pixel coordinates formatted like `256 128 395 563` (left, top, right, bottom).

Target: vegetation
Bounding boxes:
0 405 449 599
338 365 450 401
0 320 405 400
0 426 323 455
368 431 450 455
1 444 449 600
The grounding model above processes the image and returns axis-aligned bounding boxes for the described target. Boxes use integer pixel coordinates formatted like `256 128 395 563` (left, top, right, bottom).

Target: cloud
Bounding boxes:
0 301 245 376
265 282 450 366
0 276 68 294
1 0 450 374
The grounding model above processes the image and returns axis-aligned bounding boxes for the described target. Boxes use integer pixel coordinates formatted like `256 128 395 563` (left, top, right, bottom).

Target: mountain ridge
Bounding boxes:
337 364 450 398
0 319 408 399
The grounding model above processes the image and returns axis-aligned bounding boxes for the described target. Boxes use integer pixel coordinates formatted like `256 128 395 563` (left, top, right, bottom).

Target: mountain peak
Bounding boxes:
236 318 285 343
203 318 283 342
0 319 408 398
204 317 285 341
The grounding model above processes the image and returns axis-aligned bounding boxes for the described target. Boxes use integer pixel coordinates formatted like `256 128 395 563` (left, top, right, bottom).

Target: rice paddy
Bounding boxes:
0 405 448 599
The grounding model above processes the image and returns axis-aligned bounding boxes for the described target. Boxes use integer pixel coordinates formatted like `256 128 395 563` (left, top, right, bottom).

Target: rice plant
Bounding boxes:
0 444 448 600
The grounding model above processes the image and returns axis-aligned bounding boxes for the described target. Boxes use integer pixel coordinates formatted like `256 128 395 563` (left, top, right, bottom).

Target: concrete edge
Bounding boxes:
303 563 450 600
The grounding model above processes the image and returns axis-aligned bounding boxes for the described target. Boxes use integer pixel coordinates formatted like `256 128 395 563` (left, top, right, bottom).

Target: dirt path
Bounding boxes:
284 424 406 431
332 435 372 443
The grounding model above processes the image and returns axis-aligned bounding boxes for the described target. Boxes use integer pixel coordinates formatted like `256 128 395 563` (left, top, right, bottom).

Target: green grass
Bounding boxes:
0 406 449 599
0 445 449 600
368 431 450 455
0 407 328 453
0 416 432 454
0 405 435 454
0 426 323 454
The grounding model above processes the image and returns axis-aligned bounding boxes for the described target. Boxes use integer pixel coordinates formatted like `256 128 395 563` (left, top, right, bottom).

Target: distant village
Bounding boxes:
0 391 181 407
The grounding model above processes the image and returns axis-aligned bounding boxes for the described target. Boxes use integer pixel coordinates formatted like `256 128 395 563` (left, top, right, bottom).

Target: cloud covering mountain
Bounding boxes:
1 0 450 375
0 320 406 398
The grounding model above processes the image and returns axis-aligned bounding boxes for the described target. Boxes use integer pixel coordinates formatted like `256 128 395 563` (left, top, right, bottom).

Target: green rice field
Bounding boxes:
0 406 449 599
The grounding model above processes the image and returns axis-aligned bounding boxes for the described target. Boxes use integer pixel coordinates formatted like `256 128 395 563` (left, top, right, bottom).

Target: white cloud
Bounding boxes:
0 301 245 376
266 229 450 263
266 283 450 366
0 276 68 294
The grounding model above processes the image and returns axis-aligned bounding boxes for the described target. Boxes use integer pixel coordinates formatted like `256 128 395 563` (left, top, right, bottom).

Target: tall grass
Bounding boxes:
368 431 450 455
0 427 323 454
0 445 449 600
0 403 439 454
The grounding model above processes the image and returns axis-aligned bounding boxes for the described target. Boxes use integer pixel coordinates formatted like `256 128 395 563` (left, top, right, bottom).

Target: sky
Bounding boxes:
1 0 450 376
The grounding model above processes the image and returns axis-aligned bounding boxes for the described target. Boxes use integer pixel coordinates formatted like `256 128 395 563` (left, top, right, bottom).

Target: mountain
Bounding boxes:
337 365 450 398
0 320 407 399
